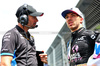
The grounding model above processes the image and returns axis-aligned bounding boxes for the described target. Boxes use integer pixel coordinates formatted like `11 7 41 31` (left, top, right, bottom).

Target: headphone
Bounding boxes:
19 4 28 26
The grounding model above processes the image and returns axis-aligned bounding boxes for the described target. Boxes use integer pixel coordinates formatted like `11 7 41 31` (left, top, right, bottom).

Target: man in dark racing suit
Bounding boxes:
61 7 100 66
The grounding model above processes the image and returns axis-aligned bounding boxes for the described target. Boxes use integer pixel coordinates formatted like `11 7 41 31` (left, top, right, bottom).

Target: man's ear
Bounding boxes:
80 18 83 24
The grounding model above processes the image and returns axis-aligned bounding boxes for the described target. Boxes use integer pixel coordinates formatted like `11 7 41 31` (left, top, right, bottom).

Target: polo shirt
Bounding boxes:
1 25 38 66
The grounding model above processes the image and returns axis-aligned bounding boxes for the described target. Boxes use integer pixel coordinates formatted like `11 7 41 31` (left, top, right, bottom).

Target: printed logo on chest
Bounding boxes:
77 36 86 41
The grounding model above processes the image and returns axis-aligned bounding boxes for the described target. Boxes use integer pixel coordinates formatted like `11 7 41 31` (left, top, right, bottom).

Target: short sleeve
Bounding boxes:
0 30 16 56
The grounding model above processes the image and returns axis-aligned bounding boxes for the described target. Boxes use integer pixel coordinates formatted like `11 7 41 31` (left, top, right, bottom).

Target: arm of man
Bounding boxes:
0 55 13 66
0 30 16 66
87 33 100 66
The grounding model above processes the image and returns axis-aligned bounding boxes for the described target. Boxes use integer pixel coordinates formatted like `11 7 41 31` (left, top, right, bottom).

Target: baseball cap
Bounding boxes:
61 7 84 19
16 4 44 18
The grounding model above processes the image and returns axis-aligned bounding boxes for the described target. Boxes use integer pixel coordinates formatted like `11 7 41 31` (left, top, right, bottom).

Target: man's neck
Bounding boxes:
18 23 29 32
71 25 83 32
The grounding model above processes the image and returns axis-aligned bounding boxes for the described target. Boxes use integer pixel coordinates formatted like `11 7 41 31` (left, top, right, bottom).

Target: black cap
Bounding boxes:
16 4 44 18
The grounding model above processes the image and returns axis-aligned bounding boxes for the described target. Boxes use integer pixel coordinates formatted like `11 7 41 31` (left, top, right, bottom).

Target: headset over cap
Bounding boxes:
15 4 44 26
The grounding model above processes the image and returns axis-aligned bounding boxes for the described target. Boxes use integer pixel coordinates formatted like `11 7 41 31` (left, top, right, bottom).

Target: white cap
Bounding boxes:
61 7 84 19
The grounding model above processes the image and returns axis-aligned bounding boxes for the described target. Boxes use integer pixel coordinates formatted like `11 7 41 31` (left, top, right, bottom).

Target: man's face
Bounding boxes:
65 13 83 31
27 15 38 28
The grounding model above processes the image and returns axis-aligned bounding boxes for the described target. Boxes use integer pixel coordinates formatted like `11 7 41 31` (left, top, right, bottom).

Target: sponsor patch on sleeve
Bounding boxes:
3 32 11 42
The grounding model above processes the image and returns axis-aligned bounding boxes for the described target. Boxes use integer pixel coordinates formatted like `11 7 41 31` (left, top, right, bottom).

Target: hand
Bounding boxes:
39 54 48 64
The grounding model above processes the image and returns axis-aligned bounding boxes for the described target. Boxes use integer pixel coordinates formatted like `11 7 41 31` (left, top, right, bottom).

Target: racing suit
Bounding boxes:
67 27 99 66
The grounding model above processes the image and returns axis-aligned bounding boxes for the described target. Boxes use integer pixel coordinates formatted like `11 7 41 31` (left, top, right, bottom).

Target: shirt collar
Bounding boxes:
15 25 30 38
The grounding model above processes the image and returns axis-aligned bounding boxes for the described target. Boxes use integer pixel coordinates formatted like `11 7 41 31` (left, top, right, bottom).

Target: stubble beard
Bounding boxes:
69 25 79 32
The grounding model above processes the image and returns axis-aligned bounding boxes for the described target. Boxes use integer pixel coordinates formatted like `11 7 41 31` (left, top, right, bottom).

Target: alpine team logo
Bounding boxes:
77 36 86 40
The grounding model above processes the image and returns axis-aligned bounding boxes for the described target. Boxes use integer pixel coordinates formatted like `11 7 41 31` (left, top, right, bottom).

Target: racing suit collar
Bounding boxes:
71 27 85 38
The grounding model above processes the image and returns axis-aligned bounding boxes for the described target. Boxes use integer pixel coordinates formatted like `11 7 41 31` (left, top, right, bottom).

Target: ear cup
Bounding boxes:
18 4 29 26
19 14 28 26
